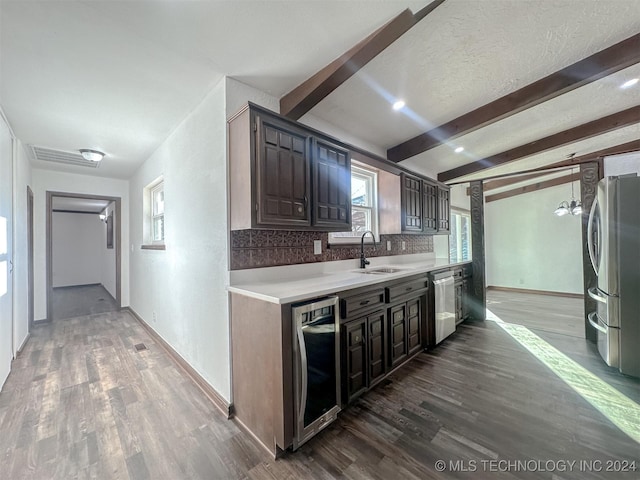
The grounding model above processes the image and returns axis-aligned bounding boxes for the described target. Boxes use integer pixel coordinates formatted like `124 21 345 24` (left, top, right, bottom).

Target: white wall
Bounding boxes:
33 169 129 320
129 77 230 400
485 182 583 294
12 140 32 352
52 212 102 287
604 151 640 176
100 202 116 299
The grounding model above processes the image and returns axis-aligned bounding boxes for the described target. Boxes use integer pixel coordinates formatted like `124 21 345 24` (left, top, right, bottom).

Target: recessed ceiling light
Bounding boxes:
392 100 405 111
620 78 639 89
454 146 464 153
79 149 105 162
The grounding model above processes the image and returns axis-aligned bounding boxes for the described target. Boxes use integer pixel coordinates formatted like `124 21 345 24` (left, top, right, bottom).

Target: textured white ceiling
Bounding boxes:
0 0 424 179
310 0 640 177
399 63 640 176
1 0 639 182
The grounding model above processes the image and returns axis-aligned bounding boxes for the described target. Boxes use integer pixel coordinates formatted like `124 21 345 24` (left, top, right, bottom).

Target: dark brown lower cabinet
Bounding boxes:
454 275 472 324
389 304 408 368
344 318 367 402
342 309 387 405
389 297 423 368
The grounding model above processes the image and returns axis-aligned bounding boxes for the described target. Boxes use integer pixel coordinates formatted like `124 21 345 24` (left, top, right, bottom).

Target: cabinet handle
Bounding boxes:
360 300 370 306
405 287 413 292
304 196 308 208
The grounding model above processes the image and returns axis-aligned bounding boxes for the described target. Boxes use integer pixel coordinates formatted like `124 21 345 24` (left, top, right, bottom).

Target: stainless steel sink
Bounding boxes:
354 267 408 274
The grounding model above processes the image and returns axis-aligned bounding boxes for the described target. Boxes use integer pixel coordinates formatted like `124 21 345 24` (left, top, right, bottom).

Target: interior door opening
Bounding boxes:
46 192 121 322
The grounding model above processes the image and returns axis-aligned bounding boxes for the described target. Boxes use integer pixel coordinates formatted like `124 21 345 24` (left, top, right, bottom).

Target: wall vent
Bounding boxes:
29 145 100 168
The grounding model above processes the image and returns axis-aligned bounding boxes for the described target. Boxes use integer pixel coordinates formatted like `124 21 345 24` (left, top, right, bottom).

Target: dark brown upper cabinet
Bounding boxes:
400 173 422 232
255 113 311 228
401 174 450 235
422 180 438 234
312 138 351 230
228 103 352 232
437 187 450 233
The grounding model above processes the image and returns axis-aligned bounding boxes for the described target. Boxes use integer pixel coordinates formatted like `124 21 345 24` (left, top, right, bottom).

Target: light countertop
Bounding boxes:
228 257 471 304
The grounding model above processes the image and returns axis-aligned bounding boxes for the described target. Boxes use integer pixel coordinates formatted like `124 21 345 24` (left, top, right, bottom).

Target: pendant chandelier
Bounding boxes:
554 169 582 216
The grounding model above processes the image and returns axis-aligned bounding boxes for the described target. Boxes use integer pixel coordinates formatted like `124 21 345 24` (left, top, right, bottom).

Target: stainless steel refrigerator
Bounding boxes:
587 174 640 378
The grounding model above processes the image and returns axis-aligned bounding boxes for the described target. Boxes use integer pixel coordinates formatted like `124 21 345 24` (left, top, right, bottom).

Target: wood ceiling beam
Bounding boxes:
465 140 640 194
438 105 640 182
485 172 581 203
387 33 640 162
279 1 446 120
457 139 640 188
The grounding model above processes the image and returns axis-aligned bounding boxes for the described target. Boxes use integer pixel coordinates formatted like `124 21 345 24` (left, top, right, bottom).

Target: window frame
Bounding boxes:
142 176 165 250
150 181 165 244
329 163 379 245
449 207 472 263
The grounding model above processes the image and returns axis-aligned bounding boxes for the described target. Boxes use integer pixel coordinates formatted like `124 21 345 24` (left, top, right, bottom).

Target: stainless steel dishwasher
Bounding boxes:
432 271 456 344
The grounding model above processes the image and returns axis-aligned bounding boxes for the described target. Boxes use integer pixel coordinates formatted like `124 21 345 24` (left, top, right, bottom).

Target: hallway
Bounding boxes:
52 285 119 320
1 311 638 479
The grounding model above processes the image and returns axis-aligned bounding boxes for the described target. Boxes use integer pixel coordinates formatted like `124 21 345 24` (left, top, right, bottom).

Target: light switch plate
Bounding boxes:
387 241 391 251
313 240 322 255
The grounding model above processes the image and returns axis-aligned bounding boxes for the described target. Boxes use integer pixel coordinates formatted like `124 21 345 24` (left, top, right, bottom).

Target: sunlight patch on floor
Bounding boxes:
486 308 640 444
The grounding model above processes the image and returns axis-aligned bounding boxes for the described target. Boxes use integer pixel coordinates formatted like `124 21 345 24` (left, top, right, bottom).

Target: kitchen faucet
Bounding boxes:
360 230 377 269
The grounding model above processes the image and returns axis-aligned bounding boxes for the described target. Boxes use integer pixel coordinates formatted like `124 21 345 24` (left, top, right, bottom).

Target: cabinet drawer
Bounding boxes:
340 288 386 319
386 277 429 303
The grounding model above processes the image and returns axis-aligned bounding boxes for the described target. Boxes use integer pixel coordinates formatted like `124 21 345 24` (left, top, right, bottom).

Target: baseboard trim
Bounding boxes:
122 307 232 419
53 283 101 289
17 332 31 354
487 286 584 299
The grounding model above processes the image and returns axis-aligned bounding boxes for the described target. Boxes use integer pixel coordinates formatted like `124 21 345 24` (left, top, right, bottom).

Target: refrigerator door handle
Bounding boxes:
587 196 599 276
588 312 607 334
587 287 607 304
295 320 308 429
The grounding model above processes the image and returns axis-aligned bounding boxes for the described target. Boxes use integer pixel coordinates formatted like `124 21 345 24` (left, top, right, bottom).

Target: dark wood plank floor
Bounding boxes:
487 289 584 338
1 310 638 479
52 285 119 320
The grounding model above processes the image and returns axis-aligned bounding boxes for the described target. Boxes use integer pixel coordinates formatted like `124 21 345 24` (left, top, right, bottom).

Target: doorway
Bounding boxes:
27 186 34 332
45 191 122 322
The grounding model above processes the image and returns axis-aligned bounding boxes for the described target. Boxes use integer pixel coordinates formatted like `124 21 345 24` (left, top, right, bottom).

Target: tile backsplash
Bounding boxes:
230 229 434 270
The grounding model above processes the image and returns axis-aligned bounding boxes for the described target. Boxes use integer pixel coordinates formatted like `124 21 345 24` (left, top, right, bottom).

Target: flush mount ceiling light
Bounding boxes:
392 100 405 111
454 146 464 153
79 149 105 162
554 168 582 216
620 78 639 89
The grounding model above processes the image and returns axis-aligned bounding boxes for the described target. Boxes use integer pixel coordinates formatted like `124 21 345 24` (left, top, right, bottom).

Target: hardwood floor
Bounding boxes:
52 285 119 321
1 310 638 479
487 289 585 338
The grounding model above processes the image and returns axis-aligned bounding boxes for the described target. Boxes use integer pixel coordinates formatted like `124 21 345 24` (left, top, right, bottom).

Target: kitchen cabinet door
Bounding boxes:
462 277 472 321
368 311 387 387
401 173 422 232
343 317 367 404
255 114 311 228
389 304 408 368
406 297 422 356
454 282 464 324
312 139 351 230
437 186 451 233
422 181 438 234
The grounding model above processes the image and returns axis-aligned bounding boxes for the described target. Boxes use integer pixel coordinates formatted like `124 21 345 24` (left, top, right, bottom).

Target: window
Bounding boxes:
330 164 378 243
449 209 471 262
143 177 165 249
151 182 164 243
